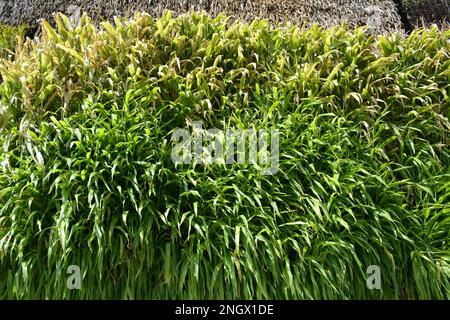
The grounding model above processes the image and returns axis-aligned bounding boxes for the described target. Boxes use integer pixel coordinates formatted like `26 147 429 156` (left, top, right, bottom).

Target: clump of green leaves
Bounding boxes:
0 23 28 59
0 12 449 299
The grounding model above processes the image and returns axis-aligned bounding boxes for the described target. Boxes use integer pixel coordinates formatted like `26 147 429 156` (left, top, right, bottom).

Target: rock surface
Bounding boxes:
403 0 449 27
0 0 402 33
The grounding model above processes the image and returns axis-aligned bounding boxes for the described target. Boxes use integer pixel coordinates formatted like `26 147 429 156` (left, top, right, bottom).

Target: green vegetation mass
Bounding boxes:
0 12 449 299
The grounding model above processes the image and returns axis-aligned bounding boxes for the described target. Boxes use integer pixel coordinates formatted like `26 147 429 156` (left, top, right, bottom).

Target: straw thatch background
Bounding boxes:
0 0 403 33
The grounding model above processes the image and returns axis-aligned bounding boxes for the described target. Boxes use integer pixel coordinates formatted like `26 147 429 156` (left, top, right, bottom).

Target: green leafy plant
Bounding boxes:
0 12 449 299
0 23 28 59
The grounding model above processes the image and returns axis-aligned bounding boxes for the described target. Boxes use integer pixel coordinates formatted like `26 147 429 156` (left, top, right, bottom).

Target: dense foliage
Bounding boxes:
0 12 449 299
0 23 28 59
